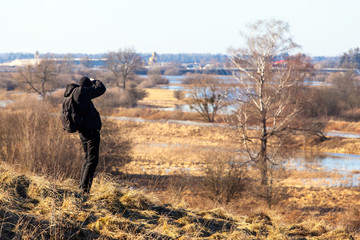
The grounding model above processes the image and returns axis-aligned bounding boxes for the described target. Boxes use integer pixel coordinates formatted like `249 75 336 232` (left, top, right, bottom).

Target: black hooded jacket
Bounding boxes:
64 80 106 132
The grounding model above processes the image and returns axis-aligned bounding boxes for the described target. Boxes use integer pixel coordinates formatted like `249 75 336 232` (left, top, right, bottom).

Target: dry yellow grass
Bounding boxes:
326 120 360 133
300 134 360 155
0 162 354 239
1 90 360 238
98 119 360 237
109 120 238 176
139 88 183 108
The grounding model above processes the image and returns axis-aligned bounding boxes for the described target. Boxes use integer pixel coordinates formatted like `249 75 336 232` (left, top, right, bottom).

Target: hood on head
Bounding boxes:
64 83 79 97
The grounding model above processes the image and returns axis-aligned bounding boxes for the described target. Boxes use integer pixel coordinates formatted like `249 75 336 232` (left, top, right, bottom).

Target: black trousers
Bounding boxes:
79 130 100 193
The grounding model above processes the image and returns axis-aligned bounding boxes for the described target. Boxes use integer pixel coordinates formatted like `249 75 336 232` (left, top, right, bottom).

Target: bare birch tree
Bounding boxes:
228 19 312 186
105 48 142 89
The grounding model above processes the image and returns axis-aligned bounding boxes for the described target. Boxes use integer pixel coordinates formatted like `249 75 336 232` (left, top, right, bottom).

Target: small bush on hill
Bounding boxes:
202 151 247 205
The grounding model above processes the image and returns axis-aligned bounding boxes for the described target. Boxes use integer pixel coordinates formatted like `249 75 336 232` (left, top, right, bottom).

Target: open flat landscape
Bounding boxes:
1 1 359 238
0 86 360 239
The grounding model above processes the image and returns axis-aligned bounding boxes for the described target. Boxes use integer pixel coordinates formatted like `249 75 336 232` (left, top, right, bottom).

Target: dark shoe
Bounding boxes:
80 188 90 202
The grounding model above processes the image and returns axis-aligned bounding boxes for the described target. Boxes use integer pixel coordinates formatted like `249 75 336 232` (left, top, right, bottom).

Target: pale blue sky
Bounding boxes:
1 0 359 56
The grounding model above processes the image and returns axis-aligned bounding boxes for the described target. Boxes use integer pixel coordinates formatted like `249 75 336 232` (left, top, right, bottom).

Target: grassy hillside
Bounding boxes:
0 163 353 240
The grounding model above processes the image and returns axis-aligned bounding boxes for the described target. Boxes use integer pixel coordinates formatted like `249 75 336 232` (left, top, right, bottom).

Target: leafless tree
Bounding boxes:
18 55 68 100
185 75 230 122
105 48 142 89
228 19 312 186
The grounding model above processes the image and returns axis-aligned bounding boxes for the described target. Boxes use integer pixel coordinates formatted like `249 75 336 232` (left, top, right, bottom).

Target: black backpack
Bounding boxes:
60 91 83 133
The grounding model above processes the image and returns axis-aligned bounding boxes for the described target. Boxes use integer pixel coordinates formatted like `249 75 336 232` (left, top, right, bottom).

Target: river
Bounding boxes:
141 74 331 90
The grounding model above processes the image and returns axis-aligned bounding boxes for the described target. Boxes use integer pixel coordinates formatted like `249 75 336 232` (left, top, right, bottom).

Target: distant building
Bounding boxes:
148 52 158 65
34 51 39 60
34 51 39 64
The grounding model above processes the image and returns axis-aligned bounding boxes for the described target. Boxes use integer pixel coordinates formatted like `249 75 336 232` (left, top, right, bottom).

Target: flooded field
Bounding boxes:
290 151 360 187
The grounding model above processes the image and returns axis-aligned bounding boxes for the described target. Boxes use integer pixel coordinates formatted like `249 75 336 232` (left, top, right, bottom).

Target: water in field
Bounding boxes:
0 99 12 108
289 151 360 187
326 131 360 139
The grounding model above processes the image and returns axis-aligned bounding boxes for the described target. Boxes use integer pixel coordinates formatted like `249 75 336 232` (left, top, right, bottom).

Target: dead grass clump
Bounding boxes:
120 189 159 210
153 215 184 238
341 206 360 234
89 174 126 213
242 212 275 238
287 220 329 238
87 216 136 239
0 163 86 238
199 208 234 222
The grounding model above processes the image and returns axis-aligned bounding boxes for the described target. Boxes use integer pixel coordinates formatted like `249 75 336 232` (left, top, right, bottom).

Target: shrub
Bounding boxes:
0 98 82 178
202 151 246 205
164 68 180 76
173 90 185 100
138 75 169 88
340 108 360 121
94 88 148 108
0 97 133 179
94 88 122 108
119 88 148 107
302 87 341 117
181 73 202 85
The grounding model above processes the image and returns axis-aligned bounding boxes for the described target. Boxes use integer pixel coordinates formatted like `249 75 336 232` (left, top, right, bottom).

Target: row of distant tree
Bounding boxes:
0 52 228 64
340 47 360 69
2 51 360 68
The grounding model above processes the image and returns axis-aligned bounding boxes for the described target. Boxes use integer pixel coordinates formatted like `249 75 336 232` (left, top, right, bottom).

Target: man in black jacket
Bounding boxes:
64 76 106 194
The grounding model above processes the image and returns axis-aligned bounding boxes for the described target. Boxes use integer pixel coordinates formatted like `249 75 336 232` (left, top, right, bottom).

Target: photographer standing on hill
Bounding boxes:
63 76 106 194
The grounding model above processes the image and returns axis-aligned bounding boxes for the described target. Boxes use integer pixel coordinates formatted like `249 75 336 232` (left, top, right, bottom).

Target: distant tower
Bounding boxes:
34 51 40 64
148 51 158 65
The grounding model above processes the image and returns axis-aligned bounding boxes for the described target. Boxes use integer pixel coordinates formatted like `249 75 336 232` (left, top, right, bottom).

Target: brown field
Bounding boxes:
1 88 360 238
139 88 182 108
101 88 360 238
104 119 360 233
